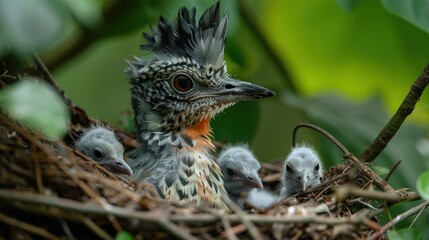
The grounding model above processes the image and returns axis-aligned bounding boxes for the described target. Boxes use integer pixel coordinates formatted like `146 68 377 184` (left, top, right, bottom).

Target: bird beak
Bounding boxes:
191 78 275 103
243 172 264 189
100 158 133 176
301 181 308 192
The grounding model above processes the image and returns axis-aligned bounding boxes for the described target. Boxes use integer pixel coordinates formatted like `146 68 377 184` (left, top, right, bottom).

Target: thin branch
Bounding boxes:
237 0 298 92
224 197 263 240
81 217 114 240
335 185 418 202
384 160 402 182
0 190 410 227
292 123 349 154
359 63 429 162
31 51 73 107
0 212 61 240
221 217 239 240
367 200 429 240
157 219 198 240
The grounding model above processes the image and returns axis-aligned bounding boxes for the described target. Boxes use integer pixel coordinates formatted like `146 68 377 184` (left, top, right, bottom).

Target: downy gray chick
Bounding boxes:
75 126 133 176
218 145 263 207
280 144 323 197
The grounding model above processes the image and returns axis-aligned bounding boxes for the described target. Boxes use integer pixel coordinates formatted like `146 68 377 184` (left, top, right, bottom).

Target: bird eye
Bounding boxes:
226 167 236 176
286 164 293 173
173 74 194 92
93 148 104 159
314 163 320 172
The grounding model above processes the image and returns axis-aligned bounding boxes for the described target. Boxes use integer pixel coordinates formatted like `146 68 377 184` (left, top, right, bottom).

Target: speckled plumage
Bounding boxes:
126 2 274 209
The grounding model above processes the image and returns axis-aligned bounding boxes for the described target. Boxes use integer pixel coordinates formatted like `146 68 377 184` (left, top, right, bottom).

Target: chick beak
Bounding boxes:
100 158 133 176
243 172 264 189
301 180 308 192
191 78 275 103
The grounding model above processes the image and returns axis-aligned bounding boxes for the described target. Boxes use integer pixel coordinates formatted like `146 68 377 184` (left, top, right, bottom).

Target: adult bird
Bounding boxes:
280 144 323 197
75 126 133 176
125 2 274 209
217 145 264 207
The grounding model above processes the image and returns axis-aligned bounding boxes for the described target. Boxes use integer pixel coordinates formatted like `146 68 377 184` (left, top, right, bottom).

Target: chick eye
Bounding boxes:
173 74 194 92
314 163 320 172
226 167 236 176
93 148 104 159
286 164 293 173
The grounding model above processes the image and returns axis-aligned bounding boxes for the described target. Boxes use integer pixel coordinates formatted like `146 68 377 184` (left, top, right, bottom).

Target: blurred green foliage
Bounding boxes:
388 228 424 240
1 0 429 237
0 79 69 140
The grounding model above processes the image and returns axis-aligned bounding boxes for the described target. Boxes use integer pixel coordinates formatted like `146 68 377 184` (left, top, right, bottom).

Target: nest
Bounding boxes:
0 59 422 240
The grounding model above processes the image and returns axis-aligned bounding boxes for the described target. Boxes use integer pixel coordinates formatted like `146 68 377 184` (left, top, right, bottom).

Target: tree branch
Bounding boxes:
359 63 429 162
367 200 429 240
237 0 298 92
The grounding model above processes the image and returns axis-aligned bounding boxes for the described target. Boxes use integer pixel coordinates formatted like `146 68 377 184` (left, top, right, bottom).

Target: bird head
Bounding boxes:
126 2 274 137
75 126 133 176
283 145 323 194
218 146 263 196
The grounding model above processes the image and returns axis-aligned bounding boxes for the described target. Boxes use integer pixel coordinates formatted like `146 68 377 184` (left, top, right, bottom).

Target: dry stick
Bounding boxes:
0 212 61 240
367 200 429 240
0 114 120 236
335 185 418 202
157 218 199 240
12 200 114 240
221 217 239 240
223 197 263 240
81 217 114 240
360 63 429 163
32 146 44 194
0 190 399 227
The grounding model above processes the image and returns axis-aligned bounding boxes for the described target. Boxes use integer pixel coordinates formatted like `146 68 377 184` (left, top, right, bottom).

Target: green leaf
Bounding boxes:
381 0 429 33
417 171 429 200
0 78 70 140
388 228 423 240
0 0 66 55
336 0 361 11
115 231 133 240
212 101 259 144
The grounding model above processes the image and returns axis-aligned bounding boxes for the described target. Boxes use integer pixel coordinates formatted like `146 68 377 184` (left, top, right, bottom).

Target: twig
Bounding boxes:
223 197 263 240
31 51 73 107
360 63 429 162
59 219 77 240
384 160 402 182
32 146 44 194
0 212 61 240
408 202 427 229
0 189 403 227
367 200 429 240
237 0 298 92
335 185 418 203
292 123 349 154
81 217 114 240
220 217 239 240
158 218 198 240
